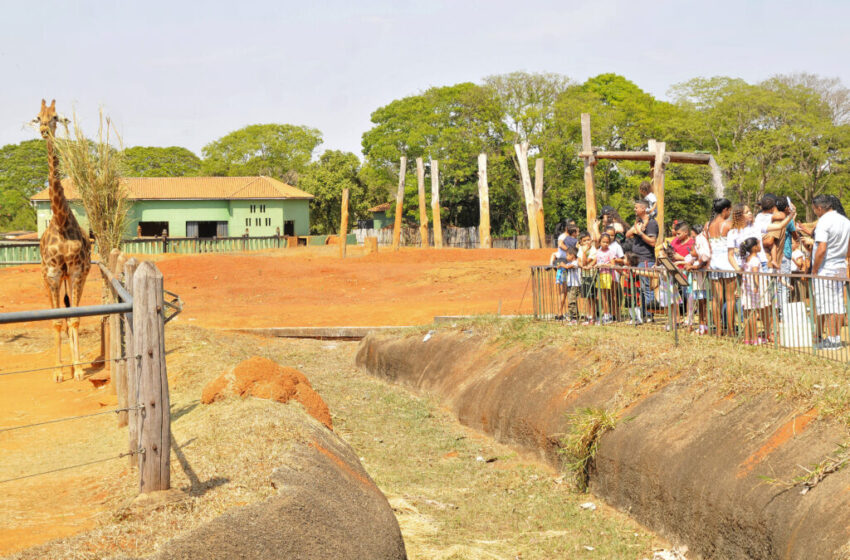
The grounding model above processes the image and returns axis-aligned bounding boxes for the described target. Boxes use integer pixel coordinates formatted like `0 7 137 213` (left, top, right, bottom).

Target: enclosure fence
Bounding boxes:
531 265 850 363
353 226 555 249
0 257 178 493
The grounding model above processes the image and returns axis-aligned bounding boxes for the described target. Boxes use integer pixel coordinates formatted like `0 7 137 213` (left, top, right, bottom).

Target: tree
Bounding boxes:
298 150 367 235
0 139 48 230
201 124 322 183
122 146 201 177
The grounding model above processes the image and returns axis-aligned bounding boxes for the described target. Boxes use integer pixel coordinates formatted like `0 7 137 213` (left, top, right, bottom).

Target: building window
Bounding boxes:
265 218 271 226
250 204 256 213
260 204 266 213
255 218 261 226
245 218 250 226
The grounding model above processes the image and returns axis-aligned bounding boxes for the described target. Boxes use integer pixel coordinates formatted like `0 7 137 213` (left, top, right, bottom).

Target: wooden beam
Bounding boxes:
123 257 138 467
534 158 545 247
580 113 597 227
392 156 407 251
478 153 491 249
515 142 539 250
577 150 711 165
416 157 428 247
339 188 349 258
652 141 668 252
431 159 443 249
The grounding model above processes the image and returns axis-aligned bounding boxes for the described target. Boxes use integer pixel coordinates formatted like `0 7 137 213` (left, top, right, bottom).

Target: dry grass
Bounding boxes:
5 324 665 559
55 111 129 257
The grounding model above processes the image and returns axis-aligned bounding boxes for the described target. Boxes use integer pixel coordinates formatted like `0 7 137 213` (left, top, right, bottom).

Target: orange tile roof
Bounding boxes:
31 176 314 201
367 202 392 213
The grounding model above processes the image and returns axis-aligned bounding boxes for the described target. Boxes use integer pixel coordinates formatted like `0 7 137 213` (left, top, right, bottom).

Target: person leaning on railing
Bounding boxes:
626 199 658 323
810 194 850 350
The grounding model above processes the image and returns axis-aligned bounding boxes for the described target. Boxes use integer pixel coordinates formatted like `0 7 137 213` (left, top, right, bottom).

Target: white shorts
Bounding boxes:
813 271 846 316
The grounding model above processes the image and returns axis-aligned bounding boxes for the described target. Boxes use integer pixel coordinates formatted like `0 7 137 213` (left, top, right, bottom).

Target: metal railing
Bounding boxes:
531 264 850 363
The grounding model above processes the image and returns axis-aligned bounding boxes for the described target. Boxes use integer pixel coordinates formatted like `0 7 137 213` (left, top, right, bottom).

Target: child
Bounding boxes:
562 246 581 322
595 233 621 324
549 250 568 320
684 239 710 334
639 181 657 219
622 253 642 324
740 237 763 344
577 231 597 324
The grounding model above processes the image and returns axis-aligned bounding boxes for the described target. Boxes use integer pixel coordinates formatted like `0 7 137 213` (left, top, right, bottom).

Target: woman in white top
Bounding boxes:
707 198 735 336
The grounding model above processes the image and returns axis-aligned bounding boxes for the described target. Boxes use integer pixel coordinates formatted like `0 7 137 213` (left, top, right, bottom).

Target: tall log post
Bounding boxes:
514 142 539 249
431 159 443 249
339 188 350 258
534 158 545 247
109 249 129 427
581 113 597 228
652 140 668 251
478 153 492 249
392 157 407 251
416 157 429 247
123 257 138 465
134 262 170 493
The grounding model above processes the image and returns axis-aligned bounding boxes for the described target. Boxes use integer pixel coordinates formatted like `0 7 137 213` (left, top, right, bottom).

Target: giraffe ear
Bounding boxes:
41 99 47 108
49 100 56 109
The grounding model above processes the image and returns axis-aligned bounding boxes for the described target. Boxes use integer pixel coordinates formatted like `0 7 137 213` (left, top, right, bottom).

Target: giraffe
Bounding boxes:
34 99 91 382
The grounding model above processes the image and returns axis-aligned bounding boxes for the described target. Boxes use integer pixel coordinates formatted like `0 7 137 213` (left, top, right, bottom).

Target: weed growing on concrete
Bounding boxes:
759 442 850 493
558 407 617 492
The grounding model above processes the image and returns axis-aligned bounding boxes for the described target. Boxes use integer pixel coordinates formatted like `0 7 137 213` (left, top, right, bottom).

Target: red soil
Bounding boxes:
202 356 333 430
0 245 548 554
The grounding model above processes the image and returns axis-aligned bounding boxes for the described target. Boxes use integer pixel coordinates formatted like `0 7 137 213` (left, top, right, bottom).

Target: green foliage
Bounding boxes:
0 139 48 231
298 150 372 235
201 123 322 183
122 146 201 177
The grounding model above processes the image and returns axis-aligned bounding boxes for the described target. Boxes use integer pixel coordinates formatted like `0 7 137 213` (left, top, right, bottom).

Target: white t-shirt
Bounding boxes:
644 192 657 215
814 210 850 273
791 249 805 272
609 240 625 260
556 233 568 259
727 226 767 267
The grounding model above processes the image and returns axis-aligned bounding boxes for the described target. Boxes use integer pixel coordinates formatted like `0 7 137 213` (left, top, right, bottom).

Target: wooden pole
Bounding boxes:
339 188 349 258
534 158 545 247
416 157 429 247
392 156 407 251
134 262 170 493
581 113 597 228
431 159 443 249
478 153 492 249
514 142 539 249
123 258 138 464
109 249 129 426
652 140 668 251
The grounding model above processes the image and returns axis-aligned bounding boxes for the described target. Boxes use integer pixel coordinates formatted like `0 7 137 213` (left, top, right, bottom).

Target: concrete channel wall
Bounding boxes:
356 330 850 559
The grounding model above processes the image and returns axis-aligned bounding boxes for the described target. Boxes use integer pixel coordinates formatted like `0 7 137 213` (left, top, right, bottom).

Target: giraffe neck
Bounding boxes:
45 132 70 228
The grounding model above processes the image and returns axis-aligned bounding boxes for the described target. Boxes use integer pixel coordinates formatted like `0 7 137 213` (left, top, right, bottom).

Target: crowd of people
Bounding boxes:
548 181 850 350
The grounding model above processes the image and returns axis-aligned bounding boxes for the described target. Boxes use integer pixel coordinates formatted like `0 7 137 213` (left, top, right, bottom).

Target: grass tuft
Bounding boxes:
558 407 617 492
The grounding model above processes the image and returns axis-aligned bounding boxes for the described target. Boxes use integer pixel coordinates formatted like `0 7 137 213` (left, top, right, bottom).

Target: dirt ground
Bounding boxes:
0 246 549 330
0 246 550 556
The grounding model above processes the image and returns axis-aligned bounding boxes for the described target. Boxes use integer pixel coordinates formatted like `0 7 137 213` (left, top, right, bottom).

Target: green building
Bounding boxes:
31 176 313 238
365 202 393 229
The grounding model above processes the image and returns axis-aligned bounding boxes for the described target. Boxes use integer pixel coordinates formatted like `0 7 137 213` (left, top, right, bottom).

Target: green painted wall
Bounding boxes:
36 198 311 238
371 210 390 229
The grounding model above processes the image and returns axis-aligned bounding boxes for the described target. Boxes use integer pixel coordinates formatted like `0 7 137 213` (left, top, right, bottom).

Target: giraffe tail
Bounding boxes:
63 277 71 307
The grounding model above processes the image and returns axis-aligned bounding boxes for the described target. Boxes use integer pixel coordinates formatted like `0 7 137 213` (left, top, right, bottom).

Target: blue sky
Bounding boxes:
1 0 848 158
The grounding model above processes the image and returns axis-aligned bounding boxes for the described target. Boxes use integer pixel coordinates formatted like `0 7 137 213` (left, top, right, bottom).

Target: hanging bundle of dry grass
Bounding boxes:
55 110 129 258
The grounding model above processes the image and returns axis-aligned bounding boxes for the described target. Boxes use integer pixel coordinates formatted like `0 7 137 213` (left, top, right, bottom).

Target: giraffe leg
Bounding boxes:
68 266 89 381
43 267 64 382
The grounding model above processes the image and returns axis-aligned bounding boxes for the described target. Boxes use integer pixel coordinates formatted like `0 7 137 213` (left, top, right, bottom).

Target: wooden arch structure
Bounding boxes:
579 113 721 246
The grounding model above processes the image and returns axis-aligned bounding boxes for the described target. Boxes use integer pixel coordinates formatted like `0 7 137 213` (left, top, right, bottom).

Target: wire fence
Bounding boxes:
531 264 850 363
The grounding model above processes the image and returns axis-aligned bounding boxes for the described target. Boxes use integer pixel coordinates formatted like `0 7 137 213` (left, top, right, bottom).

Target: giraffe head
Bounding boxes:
33 99 68 139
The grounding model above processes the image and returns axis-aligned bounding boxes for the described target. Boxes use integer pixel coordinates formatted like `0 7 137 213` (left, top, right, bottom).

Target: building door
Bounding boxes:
216 222 229 237
284 220 295 236
186 221 199 238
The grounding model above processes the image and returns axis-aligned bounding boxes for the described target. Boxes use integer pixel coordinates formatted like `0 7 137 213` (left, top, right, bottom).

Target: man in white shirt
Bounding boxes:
811 194 850 350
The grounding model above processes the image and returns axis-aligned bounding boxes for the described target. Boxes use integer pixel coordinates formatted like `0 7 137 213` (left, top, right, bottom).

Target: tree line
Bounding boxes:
2 71 848 233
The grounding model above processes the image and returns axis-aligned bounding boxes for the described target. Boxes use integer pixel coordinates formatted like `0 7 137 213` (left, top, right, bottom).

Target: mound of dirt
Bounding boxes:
202 357 332 430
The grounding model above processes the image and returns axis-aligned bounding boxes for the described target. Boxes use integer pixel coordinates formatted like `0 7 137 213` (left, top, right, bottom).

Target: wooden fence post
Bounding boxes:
514 142 539 249
478 153 492 249
110 249 130 427
133 262 171 492
416 157 429 247
392 157 407 251
339 188 350 258
123 258 138 464
534 158 546 247
652 140 668 250
581 113 598 228
108 250 121 397
431 159 443 249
